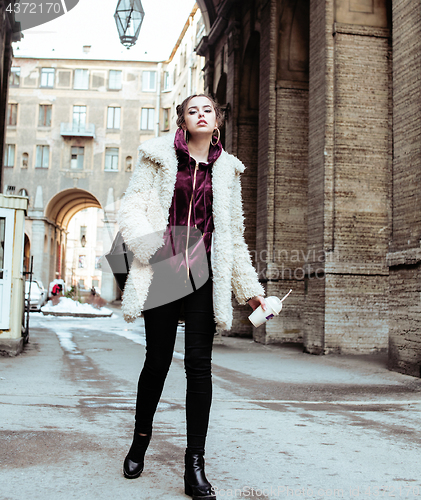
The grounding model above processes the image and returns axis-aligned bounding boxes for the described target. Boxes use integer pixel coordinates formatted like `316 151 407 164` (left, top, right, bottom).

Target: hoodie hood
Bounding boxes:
174 128 223 167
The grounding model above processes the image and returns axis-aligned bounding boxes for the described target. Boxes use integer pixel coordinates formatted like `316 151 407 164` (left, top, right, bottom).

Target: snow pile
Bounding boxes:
41 297 113 316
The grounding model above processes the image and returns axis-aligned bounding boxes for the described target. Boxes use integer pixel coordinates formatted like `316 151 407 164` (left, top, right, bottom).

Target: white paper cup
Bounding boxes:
248 290 292 328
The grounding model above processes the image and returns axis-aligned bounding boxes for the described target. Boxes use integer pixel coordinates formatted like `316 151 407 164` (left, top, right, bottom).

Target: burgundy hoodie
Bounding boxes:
149 128 222 276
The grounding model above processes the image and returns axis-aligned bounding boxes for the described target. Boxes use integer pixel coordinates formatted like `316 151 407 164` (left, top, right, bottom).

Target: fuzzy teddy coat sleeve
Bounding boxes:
117 152 167 265
230 171 266 305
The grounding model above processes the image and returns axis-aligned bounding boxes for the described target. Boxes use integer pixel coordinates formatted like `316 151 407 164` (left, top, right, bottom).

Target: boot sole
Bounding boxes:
184 477 216 500
123 466 144 479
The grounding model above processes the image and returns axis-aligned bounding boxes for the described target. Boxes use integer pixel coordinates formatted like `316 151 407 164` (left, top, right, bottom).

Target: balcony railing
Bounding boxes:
60 123 96 138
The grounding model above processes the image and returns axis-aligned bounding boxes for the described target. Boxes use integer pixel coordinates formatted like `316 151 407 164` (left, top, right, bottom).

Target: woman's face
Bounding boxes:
183 96 218 137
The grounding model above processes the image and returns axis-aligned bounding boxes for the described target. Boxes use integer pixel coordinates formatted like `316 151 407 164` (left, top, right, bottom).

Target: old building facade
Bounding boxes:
160 4 205 133
3 5 205 303
194 0 421 375
3 55 161 300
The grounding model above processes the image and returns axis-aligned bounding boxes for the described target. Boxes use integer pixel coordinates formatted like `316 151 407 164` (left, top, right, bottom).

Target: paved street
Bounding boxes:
1 306 421 500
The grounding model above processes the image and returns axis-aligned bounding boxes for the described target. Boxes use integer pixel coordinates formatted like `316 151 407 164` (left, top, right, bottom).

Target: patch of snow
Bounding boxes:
41 297 112 316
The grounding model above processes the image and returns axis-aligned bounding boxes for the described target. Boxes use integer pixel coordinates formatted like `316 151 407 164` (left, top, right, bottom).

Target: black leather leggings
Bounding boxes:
135 277 216 454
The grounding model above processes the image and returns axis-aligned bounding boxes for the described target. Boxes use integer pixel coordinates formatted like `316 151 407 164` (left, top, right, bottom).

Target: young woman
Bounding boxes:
118 94 266 499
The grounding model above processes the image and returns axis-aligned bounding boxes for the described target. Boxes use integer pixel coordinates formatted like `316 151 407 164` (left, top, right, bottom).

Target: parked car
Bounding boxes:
25 280 47 311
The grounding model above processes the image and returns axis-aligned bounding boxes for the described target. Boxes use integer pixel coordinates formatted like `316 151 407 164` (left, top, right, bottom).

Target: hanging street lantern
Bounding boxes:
114 0 145 49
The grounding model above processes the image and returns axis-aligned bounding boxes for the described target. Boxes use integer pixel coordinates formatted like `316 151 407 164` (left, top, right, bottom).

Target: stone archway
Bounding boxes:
29 188 121 300
45 188 102 230
195 0 217 34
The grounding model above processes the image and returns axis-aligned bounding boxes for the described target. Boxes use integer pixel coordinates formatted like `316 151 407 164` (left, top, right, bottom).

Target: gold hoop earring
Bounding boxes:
211 128 220 146
184 129 189 144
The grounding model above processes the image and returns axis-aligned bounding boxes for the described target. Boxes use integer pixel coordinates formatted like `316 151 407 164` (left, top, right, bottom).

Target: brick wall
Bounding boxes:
333 27 391 266
325 274 388 353
305 1 391 354
305 0 333 352
390 0 421 252
388 264 421 377
388 0 421 375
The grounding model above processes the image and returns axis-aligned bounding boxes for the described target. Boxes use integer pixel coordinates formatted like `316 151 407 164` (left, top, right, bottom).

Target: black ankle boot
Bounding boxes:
123 431 151 479
184 451 216 500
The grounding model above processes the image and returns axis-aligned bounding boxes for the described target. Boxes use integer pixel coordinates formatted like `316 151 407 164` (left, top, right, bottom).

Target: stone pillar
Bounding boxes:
101 188 118 302
387 0 421 376
30 219 48 286
252 0 278 344
29 185 49 286
305 0 391 354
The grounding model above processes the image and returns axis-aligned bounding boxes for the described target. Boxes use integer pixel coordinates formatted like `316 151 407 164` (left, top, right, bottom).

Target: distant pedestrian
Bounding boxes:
118 94 266 498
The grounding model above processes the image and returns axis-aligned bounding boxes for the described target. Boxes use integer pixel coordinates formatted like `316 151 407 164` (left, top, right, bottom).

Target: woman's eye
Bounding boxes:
189 110 196 115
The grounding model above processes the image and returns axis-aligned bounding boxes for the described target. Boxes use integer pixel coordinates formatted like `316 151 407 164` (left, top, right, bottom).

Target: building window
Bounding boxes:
73 105 86 131
109 70 122 90
78 256 86 269
173 65 177 85
3 144 15 168
7 103 17 126
183 45 187 67
163 108 170 131
105 148 119 171
22 152 29 169
39 105 52 127
92 278 99 287
10 67 20 87
141 108 155 130
163 71 171 91
74 69 89 89
71 147 84 169
196 17 205 44
40 68 55 88
95 257 102 270
107 107 121 129
35 145 49 169
142 71 157 92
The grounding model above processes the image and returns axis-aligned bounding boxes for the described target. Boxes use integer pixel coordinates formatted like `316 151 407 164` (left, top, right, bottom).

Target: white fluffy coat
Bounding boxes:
117 133 265 332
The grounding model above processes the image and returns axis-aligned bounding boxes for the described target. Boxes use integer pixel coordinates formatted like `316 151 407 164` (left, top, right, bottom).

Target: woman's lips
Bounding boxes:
197 120 207 125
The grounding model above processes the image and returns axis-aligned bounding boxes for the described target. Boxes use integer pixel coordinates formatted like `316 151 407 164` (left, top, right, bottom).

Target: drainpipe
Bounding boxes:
156 62 162 137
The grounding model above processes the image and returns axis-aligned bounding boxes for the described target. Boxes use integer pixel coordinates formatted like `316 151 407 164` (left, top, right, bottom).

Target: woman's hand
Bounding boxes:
247 296 266 311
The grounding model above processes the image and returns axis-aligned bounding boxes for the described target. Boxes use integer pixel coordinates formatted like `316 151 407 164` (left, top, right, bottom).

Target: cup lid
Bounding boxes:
265 296 283 315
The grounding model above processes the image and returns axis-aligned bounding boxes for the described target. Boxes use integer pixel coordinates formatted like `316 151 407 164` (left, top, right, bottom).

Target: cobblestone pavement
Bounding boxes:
1 306 421 500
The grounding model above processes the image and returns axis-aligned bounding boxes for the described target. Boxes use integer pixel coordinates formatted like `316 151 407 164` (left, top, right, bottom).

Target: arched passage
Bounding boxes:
195 0 216 34
31 188 110 298
45 188 102 230
23 234 30 273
